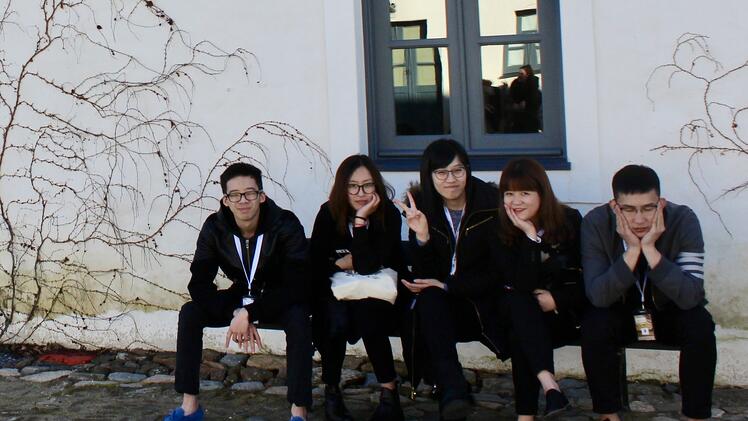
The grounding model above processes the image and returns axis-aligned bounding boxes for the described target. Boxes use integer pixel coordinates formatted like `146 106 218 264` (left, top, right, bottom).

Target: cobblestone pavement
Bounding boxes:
0 347 746 420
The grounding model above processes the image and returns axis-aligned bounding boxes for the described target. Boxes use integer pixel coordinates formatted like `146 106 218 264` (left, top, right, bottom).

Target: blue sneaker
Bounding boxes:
163 406 204 421
289 417 305 421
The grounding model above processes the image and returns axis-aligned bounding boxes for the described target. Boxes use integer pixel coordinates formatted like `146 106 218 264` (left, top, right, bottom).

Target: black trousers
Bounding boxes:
503 292 557 416
416 288 488 400
174 301 314 407
319 297 398 385
581 304 716 419
399 294 434 388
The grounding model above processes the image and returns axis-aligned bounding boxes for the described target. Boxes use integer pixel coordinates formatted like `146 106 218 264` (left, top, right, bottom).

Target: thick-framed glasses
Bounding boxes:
347 182 376 195
226 190 262 203
432 166 467 181
617 203 658 218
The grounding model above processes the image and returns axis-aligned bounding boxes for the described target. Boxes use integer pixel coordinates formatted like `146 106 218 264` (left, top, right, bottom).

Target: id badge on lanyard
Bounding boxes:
234 234 264 306
444 206 463 275
632 273 656 340
623 240 656 341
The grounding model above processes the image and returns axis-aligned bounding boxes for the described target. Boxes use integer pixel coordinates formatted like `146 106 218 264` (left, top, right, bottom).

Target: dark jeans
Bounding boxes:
174 301 314 407
319 296 398 385
503 292 556 416
416 288 488 400
581 304 716 419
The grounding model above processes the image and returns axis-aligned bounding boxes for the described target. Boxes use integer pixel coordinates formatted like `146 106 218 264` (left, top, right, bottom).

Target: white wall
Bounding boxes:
5 0 748 385
320 0 748 385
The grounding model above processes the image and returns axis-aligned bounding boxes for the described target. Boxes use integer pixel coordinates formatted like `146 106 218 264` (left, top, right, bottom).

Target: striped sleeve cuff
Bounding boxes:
676 251 704 280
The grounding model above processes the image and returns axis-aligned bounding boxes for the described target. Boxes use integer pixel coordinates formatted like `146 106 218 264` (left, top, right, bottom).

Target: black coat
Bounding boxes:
187 198 310 322
498 206 587 342
408 177 508 356
310 200 407 295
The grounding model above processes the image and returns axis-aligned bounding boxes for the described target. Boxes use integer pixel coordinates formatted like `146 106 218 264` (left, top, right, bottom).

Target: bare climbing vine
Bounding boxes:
646 33 747 235
0 0 329 346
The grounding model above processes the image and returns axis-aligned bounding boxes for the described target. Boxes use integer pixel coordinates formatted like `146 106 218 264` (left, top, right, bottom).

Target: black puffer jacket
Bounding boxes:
498 206 587 342
187 198 310 322
408 176 508 356
310 200 407 294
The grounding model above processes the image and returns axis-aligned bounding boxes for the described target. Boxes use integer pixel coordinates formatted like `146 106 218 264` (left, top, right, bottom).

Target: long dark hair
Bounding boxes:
328 155 393 236
418 139 472 216
498 158 571 246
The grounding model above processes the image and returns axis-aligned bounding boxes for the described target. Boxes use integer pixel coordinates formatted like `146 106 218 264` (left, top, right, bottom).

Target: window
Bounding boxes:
364 0 567 170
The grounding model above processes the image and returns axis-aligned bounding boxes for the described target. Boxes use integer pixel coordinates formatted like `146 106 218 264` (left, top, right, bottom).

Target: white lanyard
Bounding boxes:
443 206 464 275
234 234 264 291
623 240 647 306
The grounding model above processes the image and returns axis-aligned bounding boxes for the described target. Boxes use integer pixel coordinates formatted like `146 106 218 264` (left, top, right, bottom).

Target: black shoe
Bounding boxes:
438 382 474 421
369 386 404 421
441 397 472 420
543 389 571 417
324 384 353 421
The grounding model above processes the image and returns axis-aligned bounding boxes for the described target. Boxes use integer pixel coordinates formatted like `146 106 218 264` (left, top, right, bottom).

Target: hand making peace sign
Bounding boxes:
394 191 430 243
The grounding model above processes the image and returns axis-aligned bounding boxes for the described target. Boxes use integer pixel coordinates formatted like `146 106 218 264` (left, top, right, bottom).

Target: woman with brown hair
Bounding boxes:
497 158 586 419
310 154 405 421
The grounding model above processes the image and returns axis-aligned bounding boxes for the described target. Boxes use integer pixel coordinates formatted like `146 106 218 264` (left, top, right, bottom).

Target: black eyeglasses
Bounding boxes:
347 183 376 195
432 166 467 181
225 190 262 203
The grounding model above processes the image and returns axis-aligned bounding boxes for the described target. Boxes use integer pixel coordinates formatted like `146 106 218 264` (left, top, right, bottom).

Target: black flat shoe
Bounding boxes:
543 388 571 417
369 386 404 421
324 384 353 421
438 382 474 421
441 397 472 420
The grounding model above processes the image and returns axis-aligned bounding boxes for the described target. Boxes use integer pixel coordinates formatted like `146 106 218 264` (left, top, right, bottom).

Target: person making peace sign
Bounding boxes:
394 139 505 421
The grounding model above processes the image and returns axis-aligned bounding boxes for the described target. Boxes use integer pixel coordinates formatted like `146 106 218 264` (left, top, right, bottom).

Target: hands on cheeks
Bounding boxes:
503 202 537 240
225 308 263 353
394 191 430 243
609 199 640 249
401 278 446 293
356 192 380 220
641 198 666 248
640 198 666 268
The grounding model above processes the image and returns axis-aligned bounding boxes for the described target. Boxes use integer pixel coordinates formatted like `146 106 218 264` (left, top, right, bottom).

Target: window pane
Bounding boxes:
416 48 436 63
417 65 436 85
389 0 447 40
392 49 405 65
393 67 407 87
478 0 538 36
480 44 543 134
391 47 451 135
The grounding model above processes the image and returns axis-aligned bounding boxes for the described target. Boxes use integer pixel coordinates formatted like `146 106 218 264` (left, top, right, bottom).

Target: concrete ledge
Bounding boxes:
7 310 748 386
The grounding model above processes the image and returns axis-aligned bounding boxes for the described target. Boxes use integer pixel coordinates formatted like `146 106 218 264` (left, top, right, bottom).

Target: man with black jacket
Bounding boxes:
164 163 313 421
580 165 716 421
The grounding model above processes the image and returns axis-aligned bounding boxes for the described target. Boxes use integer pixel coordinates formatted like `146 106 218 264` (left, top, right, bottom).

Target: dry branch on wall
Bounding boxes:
646 33 748 235
0 0 329 346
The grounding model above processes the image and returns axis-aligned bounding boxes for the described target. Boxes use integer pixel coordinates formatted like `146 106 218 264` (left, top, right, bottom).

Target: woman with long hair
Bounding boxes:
310 154 405 421
497 158 586 419
396 139 505 421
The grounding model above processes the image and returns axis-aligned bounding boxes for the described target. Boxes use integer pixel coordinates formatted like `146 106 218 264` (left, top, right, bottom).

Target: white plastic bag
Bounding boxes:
330 268 398 304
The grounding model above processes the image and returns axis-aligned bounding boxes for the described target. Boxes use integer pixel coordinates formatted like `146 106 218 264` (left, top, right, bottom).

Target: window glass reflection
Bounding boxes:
479 0 538 37
392 47 451 135
389 0 447 40
480 44 542 134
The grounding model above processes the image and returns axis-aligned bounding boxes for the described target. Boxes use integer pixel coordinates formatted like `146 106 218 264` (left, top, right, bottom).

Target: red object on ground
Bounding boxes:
38 352 96 366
